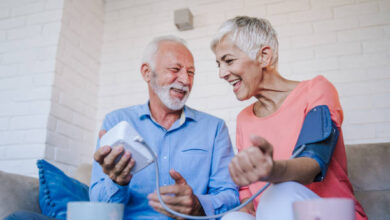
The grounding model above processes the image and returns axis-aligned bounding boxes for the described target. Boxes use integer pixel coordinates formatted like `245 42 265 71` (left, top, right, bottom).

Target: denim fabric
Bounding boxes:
4 210 58 220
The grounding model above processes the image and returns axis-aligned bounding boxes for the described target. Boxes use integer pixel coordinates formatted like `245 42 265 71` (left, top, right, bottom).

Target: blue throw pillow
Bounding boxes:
37 160 89 220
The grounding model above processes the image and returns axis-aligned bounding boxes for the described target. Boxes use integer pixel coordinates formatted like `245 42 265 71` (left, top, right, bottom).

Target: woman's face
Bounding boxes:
214 37 263 101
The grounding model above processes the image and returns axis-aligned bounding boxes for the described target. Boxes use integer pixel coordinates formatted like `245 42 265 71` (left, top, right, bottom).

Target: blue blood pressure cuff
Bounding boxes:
292 105 339 182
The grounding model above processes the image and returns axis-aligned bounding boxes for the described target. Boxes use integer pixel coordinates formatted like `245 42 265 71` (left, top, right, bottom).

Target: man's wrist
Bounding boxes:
192 195 206 216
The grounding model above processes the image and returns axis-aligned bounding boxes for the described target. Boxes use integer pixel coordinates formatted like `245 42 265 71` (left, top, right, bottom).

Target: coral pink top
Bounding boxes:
236 76 367 219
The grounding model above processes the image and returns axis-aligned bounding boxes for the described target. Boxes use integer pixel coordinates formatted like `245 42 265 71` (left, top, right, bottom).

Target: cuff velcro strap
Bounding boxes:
292 105 339 181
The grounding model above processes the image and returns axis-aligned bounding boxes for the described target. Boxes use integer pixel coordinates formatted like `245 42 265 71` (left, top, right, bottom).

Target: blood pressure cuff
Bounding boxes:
292 105 339 182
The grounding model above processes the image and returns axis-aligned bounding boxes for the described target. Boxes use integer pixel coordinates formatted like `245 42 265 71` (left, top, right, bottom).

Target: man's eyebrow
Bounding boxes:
172 63 194 70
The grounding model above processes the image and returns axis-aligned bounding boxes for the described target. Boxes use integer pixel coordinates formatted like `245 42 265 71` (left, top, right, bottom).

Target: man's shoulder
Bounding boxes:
104 104 144 120
186 106 224 124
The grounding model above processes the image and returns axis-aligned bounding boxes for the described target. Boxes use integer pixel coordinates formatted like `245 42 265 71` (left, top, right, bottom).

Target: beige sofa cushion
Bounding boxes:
346 143 390 220
0 170 40 219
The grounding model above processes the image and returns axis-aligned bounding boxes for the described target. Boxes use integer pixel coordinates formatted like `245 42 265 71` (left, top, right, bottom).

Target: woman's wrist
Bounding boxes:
264 160 287 183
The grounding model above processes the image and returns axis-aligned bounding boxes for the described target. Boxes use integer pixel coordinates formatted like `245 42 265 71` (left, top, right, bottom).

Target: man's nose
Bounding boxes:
177 69 190 85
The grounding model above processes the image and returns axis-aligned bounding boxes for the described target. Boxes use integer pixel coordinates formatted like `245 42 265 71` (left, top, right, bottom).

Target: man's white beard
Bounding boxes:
150 75 190 111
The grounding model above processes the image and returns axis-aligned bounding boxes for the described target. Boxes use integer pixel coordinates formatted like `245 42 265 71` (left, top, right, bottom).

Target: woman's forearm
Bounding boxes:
267 157 321 185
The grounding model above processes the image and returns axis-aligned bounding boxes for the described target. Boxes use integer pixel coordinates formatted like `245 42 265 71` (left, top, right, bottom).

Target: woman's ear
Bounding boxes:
256 46 273 68
140 63 152 82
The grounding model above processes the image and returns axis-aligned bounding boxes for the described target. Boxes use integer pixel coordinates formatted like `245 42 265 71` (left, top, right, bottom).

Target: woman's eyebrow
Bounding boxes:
221 54 230 61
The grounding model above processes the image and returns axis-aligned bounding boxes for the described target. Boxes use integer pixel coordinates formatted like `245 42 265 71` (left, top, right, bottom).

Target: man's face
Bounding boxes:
149 42 195 110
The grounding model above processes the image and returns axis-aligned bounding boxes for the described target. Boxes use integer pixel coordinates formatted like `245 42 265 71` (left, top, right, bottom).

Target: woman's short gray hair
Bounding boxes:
210 16 279 65
142 35 188 69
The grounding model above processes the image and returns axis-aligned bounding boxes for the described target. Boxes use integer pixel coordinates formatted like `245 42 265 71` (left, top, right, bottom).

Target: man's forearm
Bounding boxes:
89 176 130 203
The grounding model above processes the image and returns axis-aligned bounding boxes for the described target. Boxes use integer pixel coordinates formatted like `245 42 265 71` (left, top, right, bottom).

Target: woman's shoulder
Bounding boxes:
306 75 337 91
237 103 255 120
304 75 343 125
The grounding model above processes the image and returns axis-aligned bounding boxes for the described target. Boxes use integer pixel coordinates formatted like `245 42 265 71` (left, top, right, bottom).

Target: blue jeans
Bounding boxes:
4 211 57 220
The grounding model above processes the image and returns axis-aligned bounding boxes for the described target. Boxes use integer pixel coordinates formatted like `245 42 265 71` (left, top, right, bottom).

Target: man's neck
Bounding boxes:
148 97 183 130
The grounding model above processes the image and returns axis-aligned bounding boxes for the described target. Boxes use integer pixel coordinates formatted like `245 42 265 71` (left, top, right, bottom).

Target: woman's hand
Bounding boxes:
239 197 256 216
229 135 274 186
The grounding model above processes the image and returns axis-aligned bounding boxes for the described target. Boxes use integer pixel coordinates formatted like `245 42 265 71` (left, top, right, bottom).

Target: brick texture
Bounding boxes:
0 0 103 176
47 0 103 174
1 0 389 176
0 0 61 175
99 0 390 148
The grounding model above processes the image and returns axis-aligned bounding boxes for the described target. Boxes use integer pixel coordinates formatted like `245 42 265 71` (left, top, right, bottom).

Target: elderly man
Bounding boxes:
89 36 239 219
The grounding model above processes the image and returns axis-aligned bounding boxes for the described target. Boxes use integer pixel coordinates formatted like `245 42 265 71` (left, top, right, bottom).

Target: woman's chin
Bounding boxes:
234 93 250 101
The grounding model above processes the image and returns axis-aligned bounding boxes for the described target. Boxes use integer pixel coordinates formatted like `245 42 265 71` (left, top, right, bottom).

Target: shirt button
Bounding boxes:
163 156 167 159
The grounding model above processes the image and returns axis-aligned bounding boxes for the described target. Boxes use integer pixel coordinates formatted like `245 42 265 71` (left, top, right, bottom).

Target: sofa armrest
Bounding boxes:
0 170 41 219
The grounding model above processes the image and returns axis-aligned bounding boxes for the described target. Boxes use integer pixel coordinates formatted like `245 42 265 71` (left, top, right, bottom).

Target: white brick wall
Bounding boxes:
99 0 390 148
1 0 389 176
46 0 104 175
0 0 62 176
0 0 103 176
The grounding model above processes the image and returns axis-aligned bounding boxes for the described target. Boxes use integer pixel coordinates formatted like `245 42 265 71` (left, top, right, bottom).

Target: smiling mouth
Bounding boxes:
229 79 240 86
229 79 242 92
170 88 187 99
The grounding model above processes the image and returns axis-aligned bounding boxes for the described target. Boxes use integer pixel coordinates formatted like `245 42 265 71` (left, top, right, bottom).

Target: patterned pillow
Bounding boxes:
37 160 89 220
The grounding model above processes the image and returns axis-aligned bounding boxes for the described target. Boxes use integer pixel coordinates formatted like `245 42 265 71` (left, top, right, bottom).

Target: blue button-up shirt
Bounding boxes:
89 103 239 219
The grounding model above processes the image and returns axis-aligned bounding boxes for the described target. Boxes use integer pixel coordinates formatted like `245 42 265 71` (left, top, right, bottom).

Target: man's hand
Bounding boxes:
147 170 205 219
229 135 274 186
93 130 135 186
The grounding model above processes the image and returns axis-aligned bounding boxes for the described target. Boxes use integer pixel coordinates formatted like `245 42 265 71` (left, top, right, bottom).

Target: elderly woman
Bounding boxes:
211 16 367 220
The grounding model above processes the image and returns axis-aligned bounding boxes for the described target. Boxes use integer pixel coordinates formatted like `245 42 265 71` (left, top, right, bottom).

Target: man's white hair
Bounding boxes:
142 35 188 69
210 16 279 66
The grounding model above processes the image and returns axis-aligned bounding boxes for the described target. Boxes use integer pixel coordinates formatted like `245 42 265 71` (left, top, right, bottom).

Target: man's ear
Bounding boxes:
141 63 152 82
256 46 273 68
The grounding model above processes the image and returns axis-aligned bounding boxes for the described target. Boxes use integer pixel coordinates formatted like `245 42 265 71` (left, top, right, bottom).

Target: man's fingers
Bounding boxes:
98 130 107 139
148 200 177 218
148 193 192 206
112 151 131 175
148 194 179 218
148 198 191 218
169 169 187 185
148 193 178 205
158 185 182 195
250 134 273 155
103 146 124 169
94 146 111 164
121 157 135 175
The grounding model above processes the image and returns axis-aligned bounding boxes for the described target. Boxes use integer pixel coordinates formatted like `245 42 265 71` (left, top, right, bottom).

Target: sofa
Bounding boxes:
0 163 92 219
345 143 390 219
0 143 389 220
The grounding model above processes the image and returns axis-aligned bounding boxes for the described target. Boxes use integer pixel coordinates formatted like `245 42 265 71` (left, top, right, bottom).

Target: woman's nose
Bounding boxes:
218 66 229 79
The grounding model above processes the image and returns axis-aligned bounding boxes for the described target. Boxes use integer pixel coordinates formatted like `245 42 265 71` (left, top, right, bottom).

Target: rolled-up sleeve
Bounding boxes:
89 161 130 203
202 121 240 217
89 114 131 204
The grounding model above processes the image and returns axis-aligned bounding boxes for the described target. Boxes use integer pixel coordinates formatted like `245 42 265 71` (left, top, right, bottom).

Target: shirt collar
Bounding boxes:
138 101 197 122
